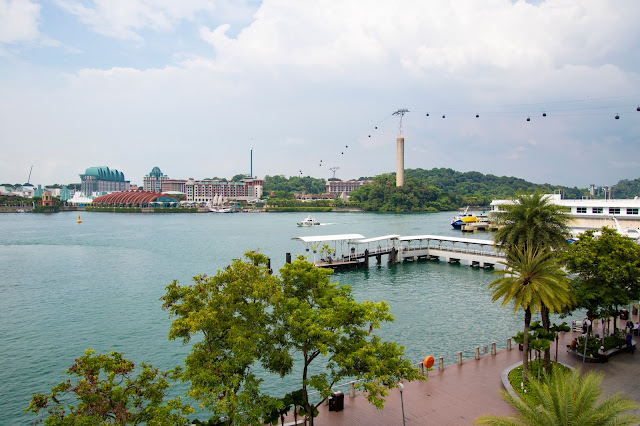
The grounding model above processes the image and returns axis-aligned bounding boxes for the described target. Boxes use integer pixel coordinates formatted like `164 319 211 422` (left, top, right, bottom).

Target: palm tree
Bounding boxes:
492 192 572 369
489 247 571 383
475 367 640 425
492 192 570 253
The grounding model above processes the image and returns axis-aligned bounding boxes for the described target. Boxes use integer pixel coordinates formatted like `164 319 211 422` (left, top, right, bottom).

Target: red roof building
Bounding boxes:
92 191 179 207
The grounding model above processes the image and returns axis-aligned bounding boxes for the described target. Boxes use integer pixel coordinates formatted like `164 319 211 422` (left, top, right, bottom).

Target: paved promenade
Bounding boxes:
301 314 640 425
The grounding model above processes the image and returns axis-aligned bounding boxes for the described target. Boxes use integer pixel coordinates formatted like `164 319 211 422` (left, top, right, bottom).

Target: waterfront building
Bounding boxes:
1 183 36 198
92 191 179 207
326 180 371 197
491 191 640 229
142 167 187 193
80 167 130 196
185 178 263 204
143 167 167 192
36 191 55 207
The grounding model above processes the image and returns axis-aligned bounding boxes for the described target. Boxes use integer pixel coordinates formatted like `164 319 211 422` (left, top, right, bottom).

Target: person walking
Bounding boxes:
626 331 635 354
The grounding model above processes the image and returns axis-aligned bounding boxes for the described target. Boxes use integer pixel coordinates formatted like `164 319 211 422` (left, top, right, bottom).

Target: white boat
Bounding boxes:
297 215 320 226
211 206 234 213
208 195 236 212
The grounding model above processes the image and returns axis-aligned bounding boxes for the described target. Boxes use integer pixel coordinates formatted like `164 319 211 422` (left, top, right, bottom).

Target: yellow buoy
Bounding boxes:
77 215 82 223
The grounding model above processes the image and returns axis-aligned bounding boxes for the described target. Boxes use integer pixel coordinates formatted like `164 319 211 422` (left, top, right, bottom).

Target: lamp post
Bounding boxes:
582 319 592 362
398 382 406 426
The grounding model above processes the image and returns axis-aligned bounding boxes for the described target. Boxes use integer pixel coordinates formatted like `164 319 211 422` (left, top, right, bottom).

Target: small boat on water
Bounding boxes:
210 206 235 213
451 207 488 229
297 215 320 226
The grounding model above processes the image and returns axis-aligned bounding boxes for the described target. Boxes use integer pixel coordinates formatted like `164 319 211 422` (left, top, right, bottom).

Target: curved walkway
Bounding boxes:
301 315 640 425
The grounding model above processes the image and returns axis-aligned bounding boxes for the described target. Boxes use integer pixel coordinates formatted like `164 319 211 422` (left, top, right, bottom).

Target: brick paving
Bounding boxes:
284 313 640 425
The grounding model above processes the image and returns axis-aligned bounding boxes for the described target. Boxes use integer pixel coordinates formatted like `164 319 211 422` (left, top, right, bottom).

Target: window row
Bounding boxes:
575 207 638 215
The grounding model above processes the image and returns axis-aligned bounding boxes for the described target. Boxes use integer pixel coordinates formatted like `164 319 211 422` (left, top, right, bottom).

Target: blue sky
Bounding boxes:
1 0 639 188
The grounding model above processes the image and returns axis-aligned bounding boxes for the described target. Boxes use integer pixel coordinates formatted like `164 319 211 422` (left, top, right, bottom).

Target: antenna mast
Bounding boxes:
392 108 409 136
329 167 340 179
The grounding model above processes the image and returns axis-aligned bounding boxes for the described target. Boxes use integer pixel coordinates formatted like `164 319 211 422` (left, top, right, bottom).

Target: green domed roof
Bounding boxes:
149 167 163 178
82 167 126 182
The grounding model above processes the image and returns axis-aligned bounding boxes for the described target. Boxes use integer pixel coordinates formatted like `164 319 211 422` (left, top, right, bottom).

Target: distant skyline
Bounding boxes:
1 0 639 188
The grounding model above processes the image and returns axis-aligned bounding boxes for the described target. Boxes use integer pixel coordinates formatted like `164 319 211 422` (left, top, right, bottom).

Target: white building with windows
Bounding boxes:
491 192 640 229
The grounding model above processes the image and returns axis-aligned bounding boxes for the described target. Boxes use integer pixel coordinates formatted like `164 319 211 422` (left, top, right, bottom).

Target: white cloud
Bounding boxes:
2 0 640 187
54 0 216 41
0 0 40 44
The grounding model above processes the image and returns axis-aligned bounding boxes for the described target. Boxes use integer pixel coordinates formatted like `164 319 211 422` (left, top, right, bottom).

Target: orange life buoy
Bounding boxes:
424 355 435 369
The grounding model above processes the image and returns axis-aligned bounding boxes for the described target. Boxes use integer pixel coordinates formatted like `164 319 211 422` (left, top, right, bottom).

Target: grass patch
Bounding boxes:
508 361 570 405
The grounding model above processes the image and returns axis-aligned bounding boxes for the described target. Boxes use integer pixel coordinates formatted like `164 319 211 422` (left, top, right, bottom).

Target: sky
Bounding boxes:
1 0 639 188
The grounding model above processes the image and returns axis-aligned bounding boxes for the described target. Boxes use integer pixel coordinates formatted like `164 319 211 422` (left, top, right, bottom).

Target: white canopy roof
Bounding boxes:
352 235 401 244
68 192 93 205
396 235 495 245
292 234 365 243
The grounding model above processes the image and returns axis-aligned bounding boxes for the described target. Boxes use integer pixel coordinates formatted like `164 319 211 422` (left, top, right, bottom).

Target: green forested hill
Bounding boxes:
611 179 640 199
262 168 636 212
348 168 591 212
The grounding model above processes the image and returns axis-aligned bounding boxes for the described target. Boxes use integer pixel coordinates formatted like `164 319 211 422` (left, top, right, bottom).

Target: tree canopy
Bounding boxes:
489 247 571 383
563 227 640 322
490 191 573 372
263 175 327 195
161 251 423 425
25 349 193 425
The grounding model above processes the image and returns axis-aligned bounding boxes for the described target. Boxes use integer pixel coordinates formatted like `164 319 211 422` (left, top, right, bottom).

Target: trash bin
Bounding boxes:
621 309 629 320
328 391 344 412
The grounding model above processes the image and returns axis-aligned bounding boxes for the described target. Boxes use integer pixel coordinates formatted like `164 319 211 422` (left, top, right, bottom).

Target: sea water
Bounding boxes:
0 211 554 423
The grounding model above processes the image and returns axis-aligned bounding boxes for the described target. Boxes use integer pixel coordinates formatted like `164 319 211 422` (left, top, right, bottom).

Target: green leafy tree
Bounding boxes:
475 367 640 425
25 349 192 425
161 251 280 424
162 252 424 425
563 227 640 331
491 192 572 370
489 248 571 384
273 257 425 425
231 174 247 182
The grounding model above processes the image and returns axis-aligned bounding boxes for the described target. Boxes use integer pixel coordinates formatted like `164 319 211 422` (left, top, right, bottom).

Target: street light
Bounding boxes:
398 382 406 426
582 319 592 362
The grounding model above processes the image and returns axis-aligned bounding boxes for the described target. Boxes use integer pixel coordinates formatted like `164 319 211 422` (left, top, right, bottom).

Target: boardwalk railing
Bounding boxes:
301 337 516 407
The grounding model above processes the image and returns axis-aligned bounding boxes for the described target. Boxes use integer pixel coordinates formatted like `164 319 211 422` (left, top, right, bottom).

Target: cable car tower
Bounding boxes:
329 166 340 179
392 109 409 187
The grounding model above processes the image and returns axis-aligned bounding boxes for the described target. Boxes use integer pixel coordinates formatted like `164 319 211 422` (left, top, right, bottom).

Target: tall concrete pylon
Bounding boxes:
392 108 409 187
396 137 404 187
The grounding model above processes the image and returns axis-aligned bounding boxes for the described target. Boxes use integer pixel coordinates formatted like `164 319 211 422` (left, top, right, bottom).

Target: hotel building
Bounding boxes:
185 178 263 204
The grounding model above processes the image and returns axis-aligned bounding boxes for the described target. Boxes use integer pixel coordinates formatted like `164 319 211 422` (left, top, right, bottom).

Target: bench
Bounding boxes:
568 342 635 363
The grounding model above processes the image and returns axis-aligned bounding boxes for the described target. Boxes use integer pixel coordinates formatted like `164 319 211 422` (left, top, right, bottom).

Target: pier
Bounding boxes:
291 234 506 270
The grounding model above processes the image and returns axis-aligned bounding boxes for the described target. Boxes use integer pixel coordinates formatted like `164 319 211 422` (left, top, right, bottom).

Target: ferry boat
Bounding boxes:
451 207 488 229
297 215 320 226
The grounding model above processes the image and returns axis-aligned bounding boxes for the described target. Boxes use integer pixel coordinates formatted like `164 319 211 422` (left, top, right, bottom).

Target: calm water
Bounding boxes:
0 211 577 423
